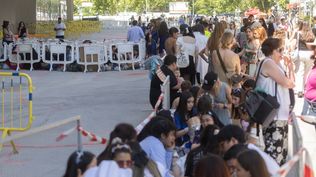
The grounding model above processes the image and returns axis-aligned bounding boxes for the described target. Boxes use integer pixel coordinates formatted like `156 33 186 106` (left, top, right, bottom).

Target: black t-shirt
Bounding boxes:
149 65 178 108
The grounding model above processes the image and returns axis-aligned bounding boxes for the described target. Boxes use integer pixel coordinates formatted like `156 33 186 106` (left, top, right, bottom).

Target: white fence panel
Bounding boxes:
76 42 108 72
42 41 75 71
7 41 41 71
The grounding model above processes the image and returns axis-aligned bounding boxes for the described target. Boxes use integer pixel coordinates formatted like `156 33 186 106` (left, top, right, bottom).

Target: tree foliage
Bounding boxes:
73 0 289 15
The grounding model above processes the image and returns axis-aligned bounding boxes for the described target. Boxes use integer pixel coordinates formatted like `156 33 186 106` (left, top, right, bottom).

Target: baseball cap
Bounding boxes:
202 72 218 91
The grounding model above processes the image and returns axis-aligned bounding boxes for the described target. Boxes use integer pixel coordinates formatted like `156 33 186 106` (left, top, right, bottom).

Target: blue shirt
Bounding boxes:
127 26 145 42
140 136 173 177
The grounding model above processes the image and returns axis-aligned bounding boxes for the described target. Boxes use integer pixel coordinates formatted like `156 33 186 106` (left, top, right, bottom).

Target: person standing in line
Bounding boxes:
54 17 66 39
256 38 295 165
127 20 145 43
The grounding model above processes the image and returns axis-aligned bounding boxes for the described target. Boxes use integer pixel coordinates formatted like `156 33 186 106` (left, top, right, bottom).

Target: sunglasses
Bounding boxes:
116 160 133 168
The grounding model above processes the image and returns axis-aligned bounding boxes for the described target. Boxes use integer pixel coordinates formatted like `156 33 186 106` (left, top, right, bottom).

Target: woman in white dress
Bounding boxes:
193 24 209 85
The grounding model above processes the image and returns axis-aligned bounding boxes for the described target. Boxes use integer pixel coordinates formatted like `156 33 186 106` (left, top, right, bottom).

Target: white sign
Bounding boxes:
169 2 189 14
82 2 93 7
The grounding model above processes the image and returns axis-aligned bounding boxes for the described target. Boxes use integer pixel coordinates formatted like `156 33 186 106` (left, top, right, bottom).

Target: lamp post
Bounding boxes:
192 0 195 16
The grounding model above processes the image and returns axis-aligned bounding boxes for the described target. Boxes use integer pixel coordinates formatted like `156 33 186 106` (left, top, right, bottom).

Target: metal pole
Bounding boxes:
145 0 148 13
77 119 83 152
192 0 195 16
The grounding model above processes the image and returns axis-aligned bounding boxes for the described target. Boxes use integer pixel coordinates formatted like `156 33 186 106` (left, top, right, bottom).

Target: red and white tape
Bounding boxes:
135 93 164 134
56 126 107 144
274 148 314 177
78 126 107 144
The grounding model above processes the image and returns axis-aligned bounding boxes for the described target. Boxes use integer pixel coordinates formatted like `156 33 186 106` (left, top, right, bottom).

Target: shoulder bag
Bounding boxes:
244 59 280 128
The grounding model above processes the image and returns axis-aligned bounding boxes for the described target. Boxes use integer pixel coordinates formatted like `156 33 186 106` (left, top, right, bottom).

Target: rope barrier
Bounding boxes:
56 126 107 144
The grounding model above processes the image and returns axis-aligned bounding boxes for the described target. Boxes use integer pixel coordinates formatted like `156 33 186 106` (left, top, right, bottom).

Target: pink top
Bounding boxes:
305 68 316 101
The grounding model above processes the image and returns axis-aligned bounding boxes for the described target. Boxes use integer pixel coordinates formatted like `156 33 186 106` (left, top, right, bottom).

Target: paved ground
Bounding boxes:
0 70 151 177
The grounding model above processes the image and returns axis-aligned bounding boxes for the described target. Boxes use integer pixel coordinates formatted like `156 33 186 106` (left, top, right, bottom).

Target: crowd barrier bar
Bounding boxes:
0 72 33 153
0 116 82 153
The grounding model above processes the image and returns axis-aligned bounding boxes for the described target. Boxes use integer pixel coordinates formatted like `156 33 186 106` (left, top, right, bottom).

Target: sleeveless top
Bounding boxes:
212 82 231 125
255 58 291 121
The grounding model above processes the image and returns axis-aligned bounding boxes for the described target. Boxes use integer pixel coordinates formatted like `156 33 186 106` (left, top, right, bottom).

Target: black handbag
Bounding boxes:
245 59 280 128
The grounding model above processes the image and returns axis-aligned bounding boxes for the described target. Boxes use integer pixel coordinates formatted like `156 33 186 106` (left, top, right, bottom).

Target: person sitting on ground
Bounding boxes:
201 71 232 126
128 141 162 177
196 94 224 129
97 123 137 164
193 154 231 177
184 125 220 177
139 116 177 177
174 91 198 149
236 150 270 177
172 80 192 109
62 151 97 177
107 138 133 169
217 125 279 176
223 144 248 176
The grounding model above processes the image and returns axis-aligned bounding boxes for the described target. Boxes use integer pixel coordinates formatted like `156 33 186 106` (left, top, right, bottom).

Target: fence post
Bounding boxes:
162 76 170 110
291 113 304 177
77 119 83 153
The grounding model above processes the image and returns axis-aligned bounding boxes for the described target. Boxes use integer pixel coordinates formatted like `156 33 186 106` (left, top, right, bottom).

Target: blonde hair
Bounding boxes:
252 27 267 44
220 31 234 49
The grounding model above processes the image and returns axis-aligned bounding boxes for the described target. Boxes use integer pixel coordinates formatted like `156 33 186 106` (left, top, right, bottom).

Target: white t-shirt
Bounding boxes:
55 23 66 36
247 143 280 176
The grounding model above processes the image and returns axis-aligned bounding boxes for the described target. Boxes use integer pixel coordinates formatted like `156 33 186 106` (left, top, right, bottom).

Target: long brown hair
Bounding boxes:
207 22 226 53
237 150 270 177
194 154 230 177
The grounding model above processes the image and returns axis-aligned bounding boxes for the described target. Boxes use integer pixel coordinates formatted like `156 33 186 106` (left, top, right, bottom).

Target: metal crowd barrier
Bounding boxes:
0 72 33 153
288 113 304 177
76 42 108 72
7 40 41 71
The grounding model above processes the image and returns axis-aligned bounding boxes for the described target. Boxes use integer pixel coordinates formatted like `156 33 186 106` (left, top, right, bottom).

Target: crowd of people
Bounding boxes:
3 12 315 177
60 14 316 177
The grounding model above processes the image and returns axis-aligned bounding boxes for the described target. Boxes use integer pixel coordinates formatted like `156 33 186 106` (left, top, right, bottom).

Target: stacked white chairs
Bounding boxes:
76 41 108 72
0 40 7 62
42 41 75 71
7 40 41 71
